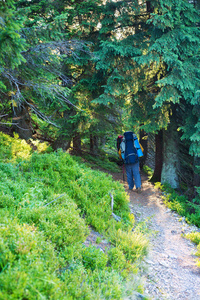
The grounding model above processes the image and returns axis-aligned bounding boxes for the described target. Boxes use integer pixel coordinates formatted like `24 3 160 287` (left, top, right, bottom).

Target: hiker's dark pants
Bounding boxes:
125 161 141 189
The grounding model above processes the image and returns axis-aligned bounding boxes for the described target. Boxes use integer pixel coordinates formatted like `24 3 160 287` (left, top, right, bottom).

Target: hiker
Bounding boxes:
117 131 143 193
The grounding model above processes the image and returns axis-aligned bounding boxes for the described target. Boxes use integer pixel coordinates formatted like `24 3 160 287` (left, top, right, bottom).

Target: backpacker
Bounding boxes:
121 131 139 164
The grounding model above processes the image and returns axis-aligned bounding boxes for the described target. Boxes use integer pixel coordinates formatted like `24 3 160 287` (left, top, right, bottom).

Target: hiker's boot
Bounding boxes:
136 188 142 194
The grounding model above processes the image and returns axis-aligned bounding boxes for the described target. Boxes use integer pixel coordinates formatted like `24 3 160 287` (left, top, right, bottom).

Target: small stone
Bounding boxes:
144 259 155 265
134 292 146 299
168 254 177 259
171 230 177 235
159 261 169 267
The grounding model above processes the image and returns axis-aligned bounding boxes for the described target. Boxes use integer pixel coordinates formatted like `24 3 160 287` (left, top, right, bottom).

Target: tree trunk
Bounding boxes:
53 136 71 151
139 129 148 170
90 134 94 153
146 1 153 13
90 134 98 154
12 104 33 140
73 132 81 154
161 113 180 189
150 130 163 182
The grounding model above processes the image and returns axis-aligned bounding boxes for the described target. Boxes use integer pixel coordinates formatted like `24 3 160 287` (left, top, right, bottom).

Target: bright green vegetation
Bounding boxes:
1 0 200 225
153 181 200 268
74 153 121 173
154 182 200 228
185 232 200 268
143 165 154 180
0 132 148 299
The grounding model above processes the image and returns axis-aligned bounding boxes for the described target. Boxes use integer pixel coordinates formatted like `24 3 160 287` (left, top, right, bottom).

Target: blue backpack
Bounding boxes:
123 131 139 164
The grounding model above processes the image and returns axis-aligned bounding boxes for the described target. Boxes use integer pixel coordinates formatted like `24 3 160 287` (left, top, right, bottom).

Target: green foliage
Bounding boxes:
0 133 148 298
185 232 200 246
107 247 127 271
155 182 200 227
29 139 53 153
144 0 200 154
80 153 121 173
0 0 26 70
0 132 32 162
143 165 154 179
156 181 200 268
81 245 108 271
0 215 66 299
109 229 148 263
0 132 52 163
17 200 89 250
185 231 200 268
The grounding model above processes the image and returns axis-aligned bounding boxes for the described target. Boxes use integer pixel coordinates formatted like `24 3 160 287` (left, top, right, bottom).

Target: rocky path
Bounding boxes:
112 171 200 300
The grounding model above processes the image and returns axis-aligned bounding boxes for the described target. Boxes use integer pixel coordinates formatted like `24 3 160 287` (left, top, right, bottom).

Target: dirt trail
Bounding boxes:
112 170 200 300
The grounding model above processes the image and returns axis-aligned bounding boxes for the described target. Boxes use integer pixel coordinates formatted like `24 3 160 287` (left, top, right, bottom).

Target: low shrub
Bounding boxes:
107 247 127 271
0 133 149 298
155 182 200 269
143 165 154 179
185 231 200 268
185 232 200 245
80 153 121 173
17 198 89 250
109 229 149 263
0 132 32 162
81 245 108 271
155 182 200 228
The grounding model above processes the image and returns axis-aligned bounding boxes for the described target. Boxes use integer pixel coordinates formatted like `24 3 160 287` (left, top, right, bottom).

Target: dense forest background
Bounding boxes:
1 0 200 200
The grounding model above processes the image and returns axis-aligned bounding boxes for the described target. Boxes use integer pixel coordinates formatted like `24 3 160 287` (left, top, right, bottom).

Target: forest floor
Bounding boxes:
111 169 200 300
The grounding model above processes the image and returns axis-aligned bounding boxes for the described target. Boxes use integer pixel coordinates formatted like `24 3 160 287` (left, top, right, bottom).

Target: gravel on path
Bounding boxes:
112 170 200 300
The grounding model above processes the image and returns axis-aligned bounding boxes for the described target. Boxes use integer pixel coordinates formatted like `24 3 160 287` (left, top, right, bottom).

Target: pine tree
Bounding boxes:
91 0 200 190
0 0 26 127
0 0 91 143
141 0 200 188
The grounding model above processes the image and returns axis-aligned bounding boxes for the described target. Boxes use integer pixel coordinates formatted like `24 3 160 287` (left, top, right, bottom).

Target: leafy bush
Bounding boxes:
185 232 200 268
17 198 89 250
0 133 149 298
185 232 200 245
109 229 149 263
0 193 16 208
0 132 52 163
155 182 200 228
155 182 200 269
29 138 53 153
80 153 121 173
0 215 67 299
143 165 154 179
0 132 32 162
81 245 108 271
107 247 127 271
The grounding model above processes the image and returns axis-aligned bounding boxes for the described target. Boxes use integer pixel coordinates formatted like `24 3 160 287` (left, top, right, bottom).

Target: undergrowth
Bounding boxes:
143 165 154 180
154 182 200 228
0 132 149 299
154 181 200 268
75 153 121 173
185 232 200 268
